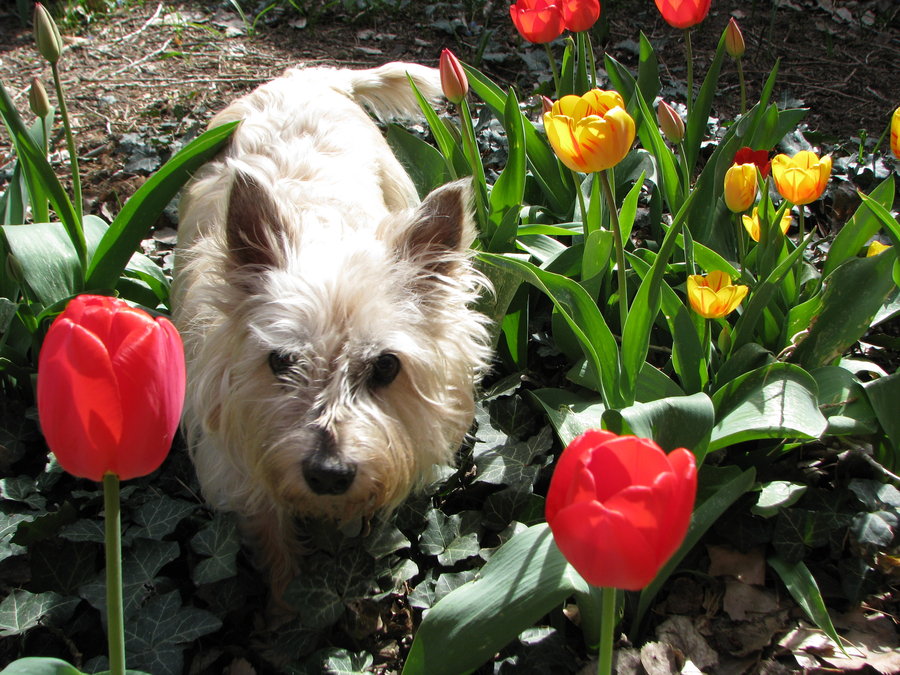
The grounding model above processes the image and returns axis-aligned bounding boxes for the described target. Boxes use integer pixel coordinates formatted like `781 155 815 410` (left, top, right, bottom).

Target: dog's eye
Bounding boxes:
268 350 297 376
369 353 400 387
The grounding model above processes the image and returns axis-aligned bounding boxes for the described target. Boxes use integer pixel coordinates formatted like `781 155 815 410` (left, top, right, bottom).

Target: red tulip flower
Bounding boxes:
733 146 771 179
653 0 711 29
439 48 468 104
546 430 697 590
510 0 566 44
561 0 601 32
37 294 186 481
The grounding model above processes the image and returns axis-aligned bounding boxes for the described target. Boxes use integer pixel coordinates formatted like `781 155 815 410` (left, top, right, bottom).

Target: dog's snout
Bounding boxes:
302 449 356 496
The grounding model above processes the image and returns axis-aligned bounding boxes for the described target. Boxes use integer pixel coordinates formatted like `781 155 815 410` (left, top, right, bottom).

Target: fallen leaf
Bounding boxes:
707 545 767 585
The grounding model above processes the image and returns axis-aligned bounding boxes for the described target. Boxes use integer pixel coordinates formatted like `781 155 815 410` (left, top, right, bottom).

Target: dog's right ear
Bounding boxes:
225 172 284 285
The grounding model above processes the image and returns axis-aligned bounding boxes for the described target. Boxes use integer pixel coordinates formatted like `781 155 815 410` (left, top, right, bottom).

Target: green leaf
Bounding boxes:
863 373 900 453
402 524 589 675
823 176 894 277
0 658 85 675
191 512 241 584
530 389 605 447
85 122 238 290
316 648 375 675
752 481 808 518
0 512 31 563
473 426 552 489
133 496 196 540
684 30 726 174
284 547 376 628
768 556 846 655
812 366 878 436
3 221 83 306
0 589 78 637
489 88 526 229
710 362 827 451
419 510 482 566
386 124 452 199
631 465 756 637
789 250 898 370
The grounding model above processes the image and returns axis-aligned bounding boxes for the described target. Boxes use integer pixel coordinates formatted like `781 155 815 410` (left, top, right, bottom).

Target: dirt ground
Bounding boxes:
0 0 898 225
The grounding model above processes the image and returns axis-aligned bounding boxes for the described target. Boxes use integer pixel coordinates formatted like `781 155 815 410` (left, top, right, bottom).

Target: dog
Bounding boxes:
172 62 492 595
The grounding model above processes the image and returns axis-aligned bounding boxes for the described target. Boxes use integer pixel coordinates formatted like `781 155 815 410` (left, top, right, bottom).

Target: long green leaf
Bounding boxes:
402 523 588 675
684 30 726 174
85 122 237 290
823 177 895 277
489 88 526 229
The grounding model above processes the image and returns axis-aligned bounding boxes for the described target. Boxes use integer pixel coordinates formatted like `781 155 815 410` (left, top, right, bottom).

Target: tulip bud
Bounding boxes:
867 240 891 257
657 100 684 144
725 17 745 59
33 3 63 65
439 49 468 105
891 106 900 160
540 95 553 115
28 78 51 118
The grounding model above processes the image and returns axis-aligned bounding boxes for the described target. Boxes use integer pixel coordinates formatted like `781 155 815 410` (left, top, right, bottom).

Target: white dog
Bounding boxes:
172 63 492 594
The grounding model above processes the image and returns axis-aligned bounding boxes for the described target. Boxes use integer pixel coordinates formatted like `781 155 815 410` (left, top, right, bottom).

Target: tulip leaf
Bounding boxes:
710 362 827 451
602 392 714 461
812 366 878 436
402 523 589 675
768 556 847 656
85 122 238 291
863 373 900 454
478 252 621 407
465 65 574 217
0 658 86 675
684 30 726 175
788 250 897 371
823 177 895 278
386 124 452 199
2 221 83 307
630 465 756 638
489 88 526 230
530 388 606 447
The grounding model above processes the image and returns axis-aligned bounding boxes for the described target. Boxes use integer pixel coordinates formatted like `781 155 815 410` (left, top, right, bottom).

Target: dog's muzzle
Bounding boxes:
302 428 356 495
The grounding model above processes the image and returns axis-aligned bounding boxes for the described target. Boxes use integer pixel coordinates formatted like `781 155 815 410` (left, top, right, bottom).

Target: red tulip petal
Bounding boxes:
550 500 660 590
585 436 670 501
37 319 123 480
546 429 617 522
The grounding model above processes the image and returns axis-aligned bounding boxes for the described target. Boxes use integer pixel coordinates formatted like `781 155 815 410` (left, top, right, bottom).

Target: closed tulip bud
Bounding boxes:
546 430 697 591
687 271 748 319
771 150 832 206
33 3 63 64
541 95 554 114
723 163 758 213
37 295 186 481
657 100 684 144
725 17 745 59
28 78 51 118
439 49 468 104
544 89 636 173
891 106 900 160
742 207 791 242
867 240 891 257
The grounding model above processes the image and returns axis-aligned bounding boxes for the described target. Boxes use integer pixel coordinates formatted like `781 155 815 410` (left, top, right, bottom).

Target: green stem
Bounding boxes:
599 170 628 332
736 57 746 115
676 140 691 198
684 28 694 117
596 587 617 675
573 171 589 231
735 212 746 275
544 43 561 97
51 62 85 270
797 207 805 247
103 473 125 675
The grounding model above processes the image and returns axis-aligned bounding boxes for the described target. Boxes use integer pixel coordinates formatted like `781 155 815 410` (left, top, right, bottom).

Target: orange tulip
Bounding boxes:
723 163 758 213
742 207 791 243
653 0 711 29
37 295 186 481
544 89 635 173
771 151 832 206
687 271 748 319
561 0 601 32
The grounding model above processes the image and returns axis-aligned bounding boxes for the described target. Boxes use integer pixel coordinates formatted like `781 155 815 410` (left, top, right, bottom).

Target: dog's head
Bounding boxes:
186 172 492 521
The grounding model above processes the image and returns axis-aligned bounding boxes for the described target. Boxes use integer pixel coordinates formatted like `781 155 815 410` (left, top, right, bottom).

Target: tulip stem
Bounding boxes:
544 43 561 97
796 207 805 248
735 213 746 275
684 28 694 117
736 57 747 115
103 473 126 675
599 170 628 332
596 587 617 675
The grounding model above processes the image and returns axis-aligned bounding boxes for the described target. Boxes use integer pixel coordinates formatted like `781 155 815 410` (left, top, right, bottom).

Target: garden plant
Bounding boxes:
0 0 898 673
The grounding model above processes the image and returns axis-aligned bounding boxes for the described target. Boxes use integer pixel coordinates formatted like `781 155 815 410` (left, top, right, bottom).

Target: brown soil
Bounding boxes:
0 0 898 226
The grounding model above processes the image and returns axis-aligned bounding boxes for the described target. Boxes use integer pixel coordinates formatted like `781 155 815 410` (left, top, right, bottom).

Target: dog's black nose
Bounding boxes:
302 453 357 495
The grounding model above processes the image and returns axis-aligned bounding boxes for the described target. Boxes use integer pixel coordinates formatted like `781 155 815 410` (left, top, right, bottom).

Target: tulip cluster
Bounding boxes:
509 0 601 44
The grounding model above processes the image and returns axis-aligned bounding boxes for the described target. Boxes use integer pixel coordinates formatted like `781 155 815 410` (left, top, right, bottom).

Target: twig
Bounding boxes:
108 2 164 45
108 38 174 77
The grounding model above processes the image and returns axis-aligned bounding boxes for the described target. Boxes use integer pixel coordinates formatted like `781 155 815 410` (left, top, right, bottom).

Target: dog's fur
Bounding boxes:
172 63 492 592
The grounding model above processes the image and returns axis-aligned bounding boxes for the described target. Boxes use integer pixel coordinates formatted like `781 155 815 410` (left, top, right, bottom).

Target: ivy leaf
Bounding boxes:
419 511 482 565
315 648 375 675
133 496 197 540
483 489 545 530
125 591 222 675
848 479 900 511
191 512 240 585
751 481 808 518
59 518 105 543
850 511 897 553
0 476 45 510
363 519 410 560
0 512 31 563
0 590 79 637
473 427 552 489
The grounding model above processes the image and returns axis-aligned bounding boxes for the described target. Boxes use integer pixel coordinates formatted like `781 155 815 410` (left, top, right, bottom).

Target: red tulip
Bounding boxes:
653 0 711 29
561 0 601 32
733 146 770 178
439 48 468 104
510 0 566 44
546 430 697 590
37 294 186 481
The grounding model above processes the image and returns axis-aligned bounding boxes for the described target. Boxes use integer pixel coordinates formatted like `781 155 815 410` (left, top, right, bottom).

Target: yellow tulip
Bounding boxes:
771 150 832 206
741 207 791 243
891 106 900 160
723 163 758 213
544 90 636 173
687 271 748 319
867 241 891 257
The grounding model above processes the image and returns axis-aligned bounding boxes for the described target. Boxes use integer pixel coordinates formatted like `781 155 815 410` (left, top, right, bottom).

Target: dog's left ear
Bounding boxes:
395 179 476 277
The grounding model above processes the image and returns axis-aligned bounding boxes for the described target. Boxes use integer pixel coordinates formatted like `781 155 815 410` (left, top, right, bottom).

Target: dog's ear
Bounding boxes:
225 172 284 280
396 179 476 277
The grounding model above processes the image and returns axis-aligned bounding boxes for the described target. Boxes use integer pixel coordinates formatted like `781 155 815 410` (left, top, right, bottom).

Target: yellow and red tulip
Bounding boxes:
723 163 758 213
687 271 749 319
771 150 832 206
